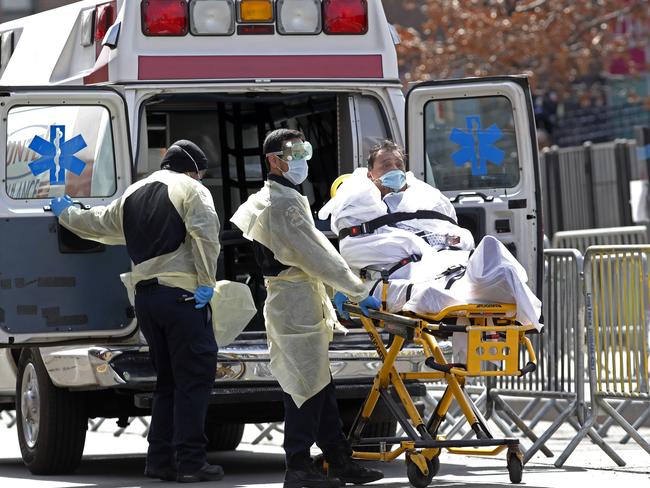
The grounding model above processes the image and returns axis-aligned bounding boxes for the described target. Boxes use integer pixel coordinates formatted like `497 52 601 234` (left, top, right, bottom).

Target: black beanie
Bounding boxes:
160 140 208 173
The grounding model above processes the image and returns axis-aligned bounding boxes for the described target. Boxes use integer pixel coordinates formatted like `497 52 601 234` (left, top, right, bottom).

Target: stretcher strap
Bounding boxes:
364 254 422 296
433 263 467 289
338 210 458 239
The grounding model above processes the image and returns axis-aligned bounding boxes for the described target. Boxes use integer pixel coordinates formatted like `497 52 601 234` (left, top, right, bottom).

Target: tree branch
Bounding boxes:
567 1 643 45
515 0 548 13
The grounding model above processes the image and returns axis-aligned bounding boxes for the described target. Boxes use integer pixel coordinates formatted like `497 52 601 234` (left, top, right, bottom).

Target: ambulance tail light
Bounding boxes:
323 0 368 35
190 0 235 35
277 0 321 35
95 1 116 43
141 0 189 36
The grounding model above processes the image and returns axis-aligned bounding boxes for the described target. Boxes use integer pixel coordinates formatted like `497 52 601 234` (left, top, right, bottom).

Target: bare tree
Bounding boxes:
391 0 649 96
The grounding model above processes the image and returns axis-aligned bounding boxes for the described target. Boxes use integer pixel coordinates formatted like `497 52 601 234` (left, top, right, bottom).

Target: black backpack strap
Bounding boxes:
339 210 458 239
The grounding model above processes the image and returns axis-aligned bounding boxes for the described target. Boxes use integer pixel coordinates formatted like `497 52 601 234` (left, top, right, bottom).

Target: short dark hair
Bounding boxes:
263 128 305 155
367 140 406 169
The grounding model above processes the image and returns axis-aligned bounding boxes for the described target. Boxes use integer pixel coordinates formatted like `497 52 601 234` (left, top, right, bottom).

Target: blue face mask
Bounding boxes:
379 169 406 192
283 158 309 185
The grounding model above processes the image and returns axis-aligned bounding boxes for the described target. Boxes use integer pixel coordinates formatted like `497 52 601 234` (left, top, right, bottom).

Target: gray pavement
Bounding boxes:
0 412 649 487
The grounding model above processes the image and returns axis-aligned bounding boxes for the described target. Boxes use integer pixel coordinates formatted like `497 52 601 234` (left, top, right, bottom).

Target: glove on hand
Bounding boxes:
194 285 214 309
359 295 381 317
49 195 74 217
333 291 350 320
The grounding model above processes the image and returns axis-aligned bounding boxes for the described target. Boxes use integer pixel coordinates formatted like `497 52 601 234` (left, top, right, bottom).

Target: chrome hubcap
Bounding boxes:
21 363 40 448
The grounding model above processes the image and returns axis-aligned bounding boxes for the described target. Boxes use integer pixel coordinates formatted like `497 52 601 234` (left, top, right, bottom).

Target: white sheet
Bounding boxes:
318 169 542 331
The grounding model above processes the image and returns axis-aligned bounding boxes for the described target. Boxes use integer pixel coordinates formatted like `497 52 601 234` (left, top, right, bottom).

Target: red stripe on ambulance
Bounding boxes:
138 55 383 80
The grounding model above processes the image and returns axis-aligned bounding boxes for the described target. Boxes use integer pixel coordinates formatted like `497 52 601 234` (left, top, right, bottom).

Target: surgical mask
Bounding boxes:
378 169 406 192
283 158 309 185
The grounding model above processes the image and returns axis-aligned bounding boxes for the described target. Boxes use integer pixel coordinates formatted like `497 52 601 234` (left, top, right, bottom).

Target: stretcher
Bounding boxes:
340 277 538 487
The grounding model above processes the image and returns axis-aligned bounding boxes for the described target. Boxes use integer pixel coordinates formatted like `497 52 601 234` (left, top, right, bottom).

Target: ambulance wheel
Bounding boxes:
507 450 523 484
406 457 435 488
205 421 245 451
16 349 87 474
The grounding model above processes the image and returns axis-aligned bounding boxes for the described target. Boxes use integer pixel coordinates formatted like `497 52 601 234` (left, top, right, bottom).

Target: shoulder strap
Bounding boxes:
339 210 458 239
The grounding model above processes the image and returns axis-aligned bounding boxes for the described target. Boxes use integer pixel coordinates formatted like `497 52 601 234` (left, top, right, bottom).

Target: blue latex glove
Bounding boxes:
194 285 214 309
50 195 74 217
333 291 350 320
359 295 381 317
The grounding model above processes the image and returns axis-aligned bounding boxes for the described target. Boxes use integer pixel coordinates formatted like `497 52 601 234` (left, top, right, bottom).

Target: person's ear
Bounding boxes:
267 154 277 170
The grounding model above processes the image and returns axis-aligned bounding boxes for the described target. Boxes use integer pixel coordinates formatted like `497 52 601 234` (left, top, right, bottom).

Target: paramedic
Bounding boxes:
49 140 223 483
231 129 383 488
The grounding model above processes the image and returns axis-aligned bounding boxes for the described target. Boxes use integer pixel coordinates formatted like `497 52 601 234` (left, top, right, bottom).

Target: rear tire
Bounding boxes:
406 456 434 488
507 449 523 484
205 421 245 451
16 349 87 475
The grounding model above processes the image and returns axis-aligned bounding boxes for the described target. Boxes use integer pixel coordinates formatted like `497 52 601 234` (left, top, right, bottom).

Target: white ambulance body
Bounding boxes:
0 0 542 474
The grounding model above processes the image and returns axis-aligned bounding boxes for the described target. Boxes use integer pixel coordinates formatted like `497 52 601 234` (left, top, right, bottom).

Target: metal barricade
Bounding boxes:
559 245 650 465
489 249 623 466
552 226 647 254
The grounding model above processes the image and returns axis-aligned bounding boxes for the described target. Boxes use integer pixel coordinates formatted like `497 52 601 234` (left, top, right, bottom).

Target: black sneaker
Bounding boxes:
328 459 383 485
284 464 342 488
144 465 176 481
177 463 224 483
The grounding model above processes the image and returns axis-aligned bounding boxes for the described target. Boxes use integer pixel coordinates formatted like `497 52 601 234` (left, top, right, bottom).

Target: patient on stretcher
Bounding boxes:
318 141 542 331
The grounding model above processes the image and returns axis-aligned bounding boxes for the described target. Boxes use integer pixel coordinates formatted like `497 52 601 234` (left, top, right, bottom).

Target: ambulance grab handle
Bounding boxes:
43 200 91 212
451 192 495 203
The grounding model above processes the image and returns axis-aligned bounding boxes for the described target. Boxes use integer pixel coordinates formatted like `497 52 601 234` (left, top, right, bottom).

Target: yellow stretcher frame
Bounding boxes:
341 298 537 487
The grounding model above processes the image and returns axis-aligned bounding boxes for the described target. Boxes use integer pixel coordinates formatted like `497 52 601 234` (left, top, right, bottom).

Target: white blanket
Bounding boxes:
318 169 542 331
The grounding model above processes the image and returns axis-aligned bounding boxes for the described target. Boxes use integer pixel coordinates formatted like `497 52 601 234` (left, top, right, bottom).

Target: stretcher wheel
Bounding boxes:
406 457 436 488
507 450 523 484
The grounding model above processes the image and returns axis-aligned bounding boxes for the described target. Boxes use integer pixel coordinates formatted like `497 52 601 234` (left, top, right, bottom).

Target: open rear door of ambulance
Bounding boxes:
406 76 543 295
0 87 135 347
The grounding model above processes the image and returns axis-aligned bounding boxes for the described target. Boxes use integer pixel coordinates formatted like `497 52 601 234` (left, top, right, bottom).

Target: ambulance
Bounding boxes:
0 0 543 474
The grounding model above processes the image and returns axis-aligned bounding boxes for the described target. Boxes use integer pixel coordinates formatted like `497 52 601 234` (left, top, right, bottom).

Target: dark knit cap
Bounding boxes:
160 140 208 173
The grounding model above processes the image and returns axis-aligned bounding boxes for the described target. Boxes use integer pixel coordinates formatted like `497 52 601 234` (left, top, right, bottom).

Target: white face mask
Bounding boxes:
283 158 308 185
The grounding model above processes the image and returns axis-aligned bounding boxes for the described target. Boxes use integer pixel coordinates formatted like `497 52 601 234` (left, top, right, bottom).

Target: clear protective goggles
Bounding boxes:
270 140 313 162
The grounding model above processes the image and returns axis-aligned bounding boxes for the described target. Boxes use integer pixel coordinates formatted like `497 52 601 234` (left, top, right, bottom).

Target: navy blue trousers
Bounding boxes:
135 283 218 474
283 380 352 469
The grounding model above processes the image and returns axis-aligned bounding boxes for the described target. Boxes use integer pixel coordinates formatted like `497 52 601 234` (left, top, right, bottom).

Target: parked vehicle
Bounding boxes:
0 0 542 474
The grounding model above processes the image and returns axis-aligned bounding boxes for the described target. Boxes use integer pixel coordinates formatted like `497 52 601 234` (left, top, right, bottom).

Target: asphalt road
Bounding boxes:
0 413 649 488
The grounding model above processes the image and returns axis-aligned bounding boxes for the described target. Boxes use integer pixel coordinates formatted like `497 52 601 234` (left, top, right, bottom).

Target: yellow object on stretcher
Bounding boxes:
340 281 537 487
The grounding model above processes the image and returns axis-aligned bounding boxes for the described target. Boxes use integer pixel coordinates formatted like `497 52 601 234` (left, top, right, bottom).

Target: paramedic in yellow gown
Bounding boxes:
231 129 383 488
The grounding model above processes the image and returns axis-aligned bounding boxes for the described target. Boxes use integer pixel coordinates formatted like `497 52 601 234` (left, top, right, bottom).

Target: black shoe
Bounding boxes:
328 459 383 485
144 465 176 481
284 464 342 488
177 463 224 483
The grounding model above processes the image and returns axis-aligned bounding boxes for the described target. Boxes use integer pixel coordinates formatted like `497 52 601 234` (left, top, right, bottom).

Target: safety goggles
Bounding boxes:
270 140 313 162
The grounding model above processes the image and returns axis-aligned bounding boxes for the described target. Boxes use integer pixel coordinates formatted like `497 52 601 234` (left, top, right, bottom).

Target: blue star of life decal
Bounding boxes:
28 125 87 184
449 115 505 176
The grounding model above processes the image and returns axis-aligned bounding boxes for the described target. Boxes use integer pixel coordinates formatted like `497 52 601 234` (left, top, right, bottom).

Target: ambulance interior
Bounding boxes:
138 91 392 330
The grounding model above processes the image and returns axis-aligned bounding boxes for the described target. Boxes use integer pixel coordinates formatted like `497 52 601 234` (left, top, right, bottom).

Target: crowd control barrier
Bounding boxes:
563 246 650 465
552 226 647 254
489 249 623 466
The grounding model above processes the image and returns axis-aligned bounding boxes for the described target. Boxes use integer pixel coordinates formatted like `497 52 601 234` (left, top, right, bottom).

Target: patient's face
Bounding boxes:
368 149 406 195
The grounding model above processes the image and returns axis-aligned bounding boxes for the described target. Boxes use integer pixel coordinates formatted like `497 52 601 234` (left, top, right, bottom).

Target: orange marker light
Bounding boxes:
239 0 274 23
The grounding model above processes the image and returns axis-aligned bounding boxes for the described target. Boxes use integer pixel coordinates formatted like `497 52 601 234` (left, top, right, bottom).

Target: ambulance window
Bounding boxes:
358 95 390 162
423 96 519 191
5 105 117 199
